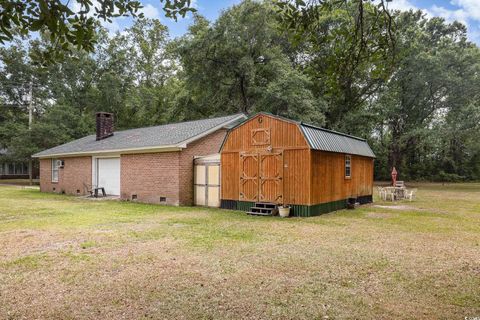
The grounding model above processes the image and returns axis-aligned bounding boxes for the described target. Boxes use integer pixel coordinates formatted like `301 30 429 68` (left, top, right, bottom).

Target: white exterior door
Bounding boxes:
96 158 120 195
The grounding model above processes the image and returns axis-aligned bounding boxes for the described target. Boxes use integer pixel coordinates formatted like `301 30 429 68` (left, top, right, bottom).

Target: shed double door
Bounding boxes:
239 152 283 203
194 164 220 207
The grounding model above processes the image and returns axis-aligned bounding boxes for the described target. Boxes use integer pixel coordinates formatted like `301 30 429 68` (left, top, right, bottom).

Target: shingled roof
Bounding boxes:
33 114 246 158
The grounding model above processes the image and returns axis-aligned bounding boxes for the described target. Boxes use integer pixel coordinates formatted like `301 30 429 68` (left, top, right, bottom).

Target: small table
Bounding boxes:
384 187 406 201
94 187 106 198
395 187 406 200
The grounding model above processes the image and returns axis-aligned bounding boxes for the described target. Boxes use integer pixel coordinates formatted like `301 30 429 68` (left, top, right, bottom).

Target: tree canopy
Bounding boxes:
0 0 195 63
1 0 479 182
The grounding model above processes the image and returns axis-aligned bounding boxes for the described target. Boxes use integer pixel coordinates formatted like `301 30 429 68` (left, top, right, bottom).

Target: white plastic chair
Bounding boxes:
377 187 387 201
384 188 396 201
405 189 417 201
386 191 396 201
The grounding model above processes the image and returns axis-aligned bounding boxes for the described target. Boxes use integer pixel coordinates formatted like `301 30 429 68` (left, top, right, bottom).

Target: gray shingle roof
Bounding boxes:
33 114 246 158
300 124 375 158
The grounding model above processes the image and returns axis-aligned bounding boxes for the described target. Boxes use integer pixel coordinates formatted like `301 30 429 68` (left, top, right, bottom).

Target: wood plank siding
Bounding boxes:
220 113 374 208
221 114 309 152
310 151 374 204
221 114 310 204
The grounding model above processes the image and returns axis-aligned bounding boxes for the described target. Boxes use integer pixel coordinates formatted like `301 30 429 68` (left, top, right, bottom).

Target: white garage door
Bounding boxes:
96 158 120 196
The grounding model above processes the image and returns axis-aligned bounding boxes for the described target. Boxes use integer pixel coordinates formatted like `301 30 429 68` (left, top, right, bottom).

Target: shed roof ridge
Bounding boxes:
254 112 367 142
300 123 367 142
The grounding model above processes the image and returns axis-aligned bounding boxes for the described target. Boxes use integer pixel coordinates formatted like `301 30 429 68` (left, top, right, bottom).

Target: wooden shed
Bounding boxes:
219 113 375 217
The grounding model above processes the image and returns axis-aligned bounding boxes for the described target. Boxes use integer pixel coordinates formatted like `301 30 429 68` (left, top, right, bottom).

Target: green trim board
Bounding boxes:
220 200 254 211
220 196 372 217
237 201 255 212
290 200 348 217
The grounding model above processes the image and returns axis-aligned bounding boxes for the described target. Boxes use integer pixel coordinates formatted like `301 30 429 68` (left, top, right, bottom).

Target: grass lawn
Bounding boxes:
0 179 39 186
0 184 479 319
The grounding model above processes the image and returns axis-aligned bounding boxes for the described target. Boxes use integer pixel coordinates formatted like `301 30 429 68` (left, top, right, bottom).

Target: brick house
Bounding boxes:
33 113 246 206
0 149 39 179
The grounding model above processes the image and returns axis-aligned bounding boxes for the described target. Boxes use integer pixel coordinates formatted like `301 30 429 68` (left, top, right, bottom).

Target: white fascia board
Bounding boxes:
34 146 183 159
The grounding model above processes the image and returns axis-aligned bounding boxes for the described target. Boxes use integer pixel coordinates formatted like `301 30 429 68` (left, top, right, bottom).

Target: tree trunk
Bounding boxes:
29 158 33 186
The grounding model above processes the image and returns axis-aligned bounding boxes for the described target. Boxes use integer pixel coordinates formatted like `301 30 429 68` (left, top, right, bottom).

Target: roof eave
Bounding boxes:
32 145 184 159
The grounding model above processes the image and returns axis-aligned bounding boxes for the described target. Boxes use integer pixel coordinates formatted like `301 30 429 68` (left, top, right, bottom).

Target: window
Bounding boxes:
52 159 59 182
345 155 351 178
15 163 28 175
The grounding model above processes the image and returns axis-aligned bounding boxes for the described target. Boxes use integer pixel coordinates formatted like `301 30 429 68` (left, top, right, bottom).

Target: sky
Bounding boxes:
100 0 480 44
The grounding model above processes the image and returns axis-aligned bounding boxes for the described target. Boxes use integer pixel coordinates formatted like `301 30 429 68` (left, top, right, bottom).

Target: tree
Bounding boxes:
275 0 395 49
0 18 178 163
1 0 479 182
174 1 325 124
279 0 396 132
371 11 480 180
0 0 195 63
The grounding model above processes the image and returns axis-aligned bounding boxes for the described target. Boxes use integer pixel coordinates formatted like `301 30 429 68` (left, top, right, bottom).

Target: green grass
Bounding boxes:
0 178 39 185
0 183 479 319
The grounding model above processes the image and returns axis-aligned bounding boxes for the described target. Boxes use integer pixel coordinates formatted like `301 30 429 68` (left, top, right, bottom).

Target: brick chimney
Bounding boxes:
96 112 114 141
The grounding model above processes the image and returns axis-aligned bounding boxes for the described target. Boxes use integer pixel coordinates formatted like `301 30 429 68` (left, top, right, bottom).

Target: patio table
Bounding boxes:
384 187 406 201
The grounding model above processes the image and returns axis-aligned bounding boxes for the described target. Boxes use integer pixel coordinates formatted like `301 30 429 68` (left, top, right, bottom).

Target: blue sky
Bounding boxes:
100 0 480 44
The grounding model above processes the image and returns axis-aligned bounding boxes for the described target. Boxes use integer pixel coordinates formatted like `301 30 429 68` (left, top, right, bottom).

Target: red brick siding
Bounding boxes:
38 129 227 205
120 152 181 205
39 157 92 195
120 129 227 206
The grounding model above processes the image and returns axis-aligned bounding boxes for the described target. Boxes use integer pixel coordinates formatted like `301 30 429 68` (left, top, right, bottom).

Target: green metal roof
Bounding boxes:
300 124 375 158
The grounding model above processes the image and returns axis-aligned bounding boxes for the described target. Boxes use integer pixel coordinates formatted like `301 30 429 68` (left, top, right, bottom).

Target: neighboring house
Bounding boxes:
0 149 37 179
33 112 246 206
220 113 375 216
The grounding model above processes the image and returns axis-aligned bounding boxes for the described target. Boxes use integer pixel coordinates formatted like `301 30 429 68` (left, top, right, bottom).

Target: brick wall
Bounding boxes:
121 129 227 206
38 129 227 205
120 152 181 205
39 157 92 195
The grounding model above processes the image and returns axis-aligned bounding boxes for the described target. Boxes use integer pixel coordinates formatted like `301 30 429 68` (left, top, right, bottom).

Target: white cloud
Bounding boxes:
430 5 469 24
450 0 480 20
139 4 160 19
383 0 480 44
386 0 417 12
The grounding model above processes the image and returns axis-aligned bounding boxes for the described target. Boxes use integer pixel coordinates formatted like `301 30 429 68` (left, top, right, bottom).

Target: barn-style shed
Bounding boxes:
220 113 375 217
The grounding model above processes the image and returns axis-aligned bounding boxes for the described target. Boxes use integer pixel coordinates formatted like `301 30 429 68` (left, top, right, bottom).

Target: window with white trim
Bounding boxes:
52 159 59 182
345 155 351 178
